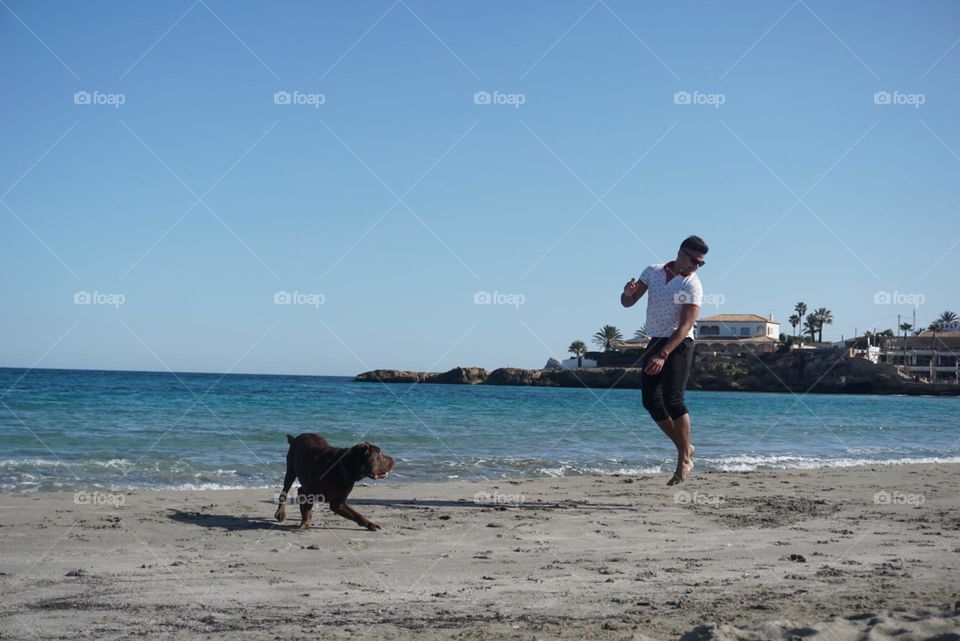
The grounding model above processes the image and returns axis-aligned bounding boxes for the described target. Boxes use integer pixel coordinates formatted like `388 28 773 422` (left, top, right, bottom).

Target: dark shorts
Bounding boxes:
640 337 695 422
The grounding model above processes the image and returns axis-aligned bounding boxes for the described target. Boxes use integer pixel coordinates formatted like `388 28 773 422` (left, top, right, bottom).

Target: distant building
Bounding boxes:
880 330 960 383
694 314 780 354
561 357 598 369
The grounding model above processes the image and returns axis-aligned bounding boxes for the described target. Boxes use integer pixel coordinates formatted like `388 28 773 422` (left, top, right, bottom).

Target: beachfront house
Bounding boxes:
880 328 960 383
694 314 780 354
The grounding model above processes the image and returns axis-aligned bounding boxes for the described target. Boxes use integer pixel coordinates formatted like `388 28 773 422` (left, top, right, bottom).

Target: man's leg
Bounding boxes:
666 413 693 485
662 340 696 485
655 416 679 449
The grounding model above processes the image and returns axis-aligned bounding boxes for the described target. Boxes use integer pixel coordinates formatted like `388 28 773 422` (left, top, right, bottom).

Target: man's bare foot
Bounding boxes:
666 455 694 486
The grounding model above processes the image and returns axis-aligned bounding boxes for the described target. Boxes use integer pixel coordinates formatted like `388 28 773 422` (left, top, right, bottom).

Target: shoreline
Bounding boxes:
9 456 960 495
2 463 958 640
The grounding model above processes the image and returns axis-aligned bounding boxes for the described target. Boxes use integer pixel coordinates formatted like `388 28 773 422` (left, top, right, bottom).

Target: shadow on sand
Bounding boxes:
166 509 360 532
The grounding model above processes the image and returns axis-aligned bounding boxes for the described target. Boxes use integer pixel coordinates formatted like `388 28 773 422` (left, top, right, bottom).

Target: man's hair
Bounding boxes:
680 235 709 254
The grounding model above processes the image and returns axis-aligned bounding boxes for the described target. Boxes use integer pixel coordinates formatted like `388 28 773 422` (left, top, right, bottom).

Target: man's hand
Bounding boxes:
621 278 647 307
644 355 665 375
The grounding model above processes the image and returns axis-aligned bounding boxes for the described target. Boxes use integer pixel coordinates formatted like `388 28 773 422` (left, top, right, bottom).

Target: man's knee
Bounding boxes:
664 397 688 419
642 392 669 422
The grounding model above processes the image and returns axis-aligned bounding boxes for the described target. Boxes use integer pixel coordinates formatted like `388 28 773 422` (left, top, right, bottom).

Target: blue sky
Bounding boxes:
2 1 958 375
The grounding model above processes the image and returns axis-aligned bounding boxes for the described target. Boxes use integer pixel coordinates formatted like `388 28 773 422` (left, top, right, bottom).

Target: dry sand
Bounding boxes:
1 464 958 640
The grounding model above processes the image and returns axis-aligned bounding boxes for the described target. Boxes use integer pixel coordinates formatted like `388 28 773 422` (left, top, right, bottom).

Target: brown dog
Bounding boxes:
274 433 395 531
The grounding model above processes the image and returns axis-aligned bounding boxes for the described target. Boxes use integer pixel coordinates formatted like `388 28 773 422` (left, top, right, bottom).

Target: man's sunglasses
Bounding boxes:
682 249 705 268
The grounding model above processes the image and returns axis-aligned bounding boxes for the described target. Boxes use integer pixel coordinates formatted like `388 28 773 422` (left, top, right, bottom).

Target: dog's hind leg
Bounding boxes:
295 486 314 531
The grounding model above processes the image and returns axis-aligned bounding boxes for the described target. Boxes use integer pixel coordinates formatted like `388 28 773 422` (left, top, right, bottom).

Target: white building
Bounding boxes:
694 314 781 354
561 357 597 369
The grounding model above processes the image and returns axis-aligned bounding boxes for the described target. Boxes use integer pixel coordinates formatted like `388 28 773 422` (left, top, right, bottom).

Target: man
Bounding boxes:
621 235 708 485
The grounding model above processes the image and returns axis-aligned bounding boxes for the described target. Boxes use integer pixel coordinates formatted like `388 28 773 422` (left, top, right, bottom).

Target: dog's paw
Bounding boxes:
366 522 382 531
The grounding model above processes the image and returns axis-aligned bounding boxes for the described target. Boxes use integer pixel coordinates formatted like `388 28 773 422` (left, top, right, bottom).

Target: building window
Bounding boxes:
740 327 749 336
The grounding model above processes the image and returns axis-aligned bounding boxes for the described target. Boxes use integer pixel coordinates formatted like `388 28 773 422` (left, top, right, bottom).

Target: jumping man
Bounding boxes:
621 235 708 485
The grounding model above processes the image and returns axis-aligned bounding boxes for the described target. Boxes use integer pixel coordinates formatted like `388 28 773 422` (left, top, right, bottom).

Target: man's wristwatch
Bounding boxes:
658 349 669 359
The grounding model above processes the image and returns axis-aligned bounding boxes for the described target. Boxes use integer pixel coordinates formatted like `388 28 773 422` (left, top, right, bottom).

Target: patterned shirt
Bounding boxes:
638 263 703 339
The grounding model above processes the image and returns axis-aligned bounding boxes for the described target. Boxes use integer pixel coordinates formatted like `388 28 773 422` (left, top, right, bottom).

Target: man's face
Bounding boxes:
678 248 706 273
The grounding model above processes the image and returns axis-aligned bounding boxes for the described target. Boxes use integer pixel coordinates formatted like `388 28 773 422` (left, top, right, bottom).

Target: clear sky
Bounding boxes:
2 1 958 376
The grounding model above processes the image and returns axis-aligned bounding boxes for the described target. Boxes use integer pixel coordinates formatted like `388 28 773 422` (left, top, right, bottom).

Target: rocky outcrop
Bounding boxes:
485 368 543 386
354 369 422 383
427 367 488 385
544 357 562 369
355 352 960 396
355 367 487 385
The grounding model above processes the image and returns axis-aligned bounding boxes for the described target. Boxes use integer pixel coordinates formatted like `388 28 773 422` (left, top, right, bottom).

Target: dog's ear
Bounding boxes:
347 443 374 481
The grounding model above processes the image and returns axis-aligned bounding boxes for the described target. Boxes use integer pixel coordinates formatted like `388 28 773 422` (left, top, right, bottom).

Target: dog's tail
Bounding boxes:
286 433 296 444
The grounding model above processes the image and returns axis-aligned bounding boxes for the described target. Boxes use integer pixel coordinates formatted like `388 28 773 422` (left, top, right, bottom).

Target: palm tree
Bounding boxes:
929 321 944 379
929 321 944 349
803 314 819 342
794 302 807 327
633 326 649 339
788 314 801 338
936 311 957 325
814 308 833 343
592 325 623 352
899 322 912 338
568 340 588 368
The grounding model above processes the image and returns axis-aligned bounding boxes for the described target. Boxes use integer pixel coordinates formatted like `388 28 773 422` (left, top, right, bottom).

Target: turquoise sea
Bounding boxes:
1 367 958 492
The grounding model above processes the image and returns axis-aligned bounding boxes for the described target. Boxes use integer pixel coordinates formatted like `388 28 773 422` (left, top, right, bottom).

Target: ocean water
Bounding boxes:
1 367 958 492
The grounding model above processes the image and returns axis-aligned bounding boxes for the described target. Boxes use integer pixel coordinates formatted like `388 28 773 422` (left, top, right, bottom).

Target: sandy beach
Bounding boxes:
1 464 958 640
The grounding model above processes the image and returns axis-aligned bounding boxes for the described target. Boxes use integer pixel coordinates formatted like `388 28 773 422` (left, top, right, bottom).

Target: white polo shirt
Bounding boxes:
638 263 703 339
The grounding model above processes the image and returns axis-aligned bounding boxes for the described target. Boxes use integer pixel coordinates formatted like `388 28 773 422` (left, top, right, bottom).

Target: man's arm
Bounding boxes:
621 279 648 307
643 304 700 375
661 304 700 354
